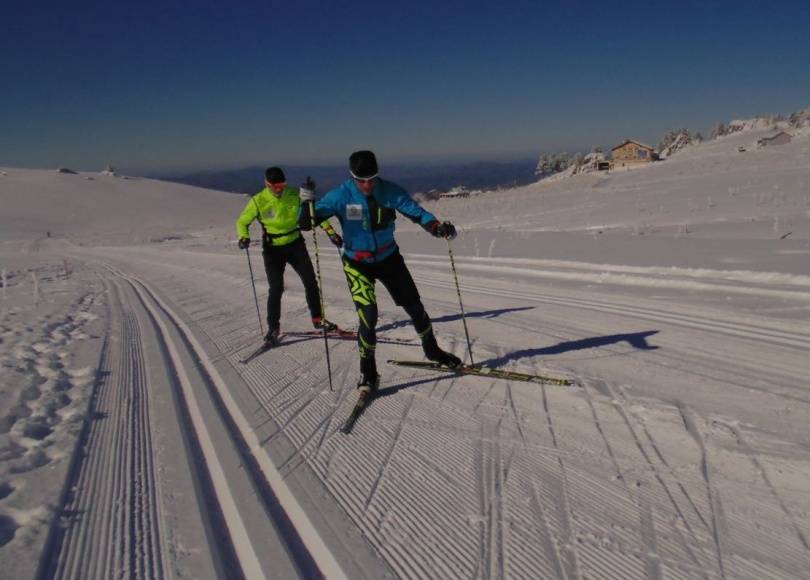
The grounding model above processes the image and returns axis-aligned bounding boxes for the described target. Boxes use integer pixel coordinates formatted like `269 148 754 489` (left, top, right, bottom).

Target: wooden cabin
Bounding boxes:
610 140 658 169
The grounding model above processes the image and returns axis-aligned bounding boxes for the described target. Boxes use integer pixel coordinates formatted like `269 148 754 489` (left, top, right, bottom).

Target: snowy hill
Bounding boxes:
424 124 810 245
0 167 243 245
1 131 809 579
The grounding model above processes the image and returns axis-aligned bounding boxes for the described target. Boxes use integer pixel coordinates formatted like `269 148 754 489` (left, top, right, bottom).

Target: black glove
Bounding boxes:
429 221 457 240
327 231 343 248
238 237 251 250
299 176 316 201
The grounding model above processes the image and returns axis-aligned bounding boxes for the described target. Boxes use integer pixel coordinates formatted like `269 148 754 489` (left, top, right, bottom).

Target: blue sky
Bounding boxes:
2 0 809 175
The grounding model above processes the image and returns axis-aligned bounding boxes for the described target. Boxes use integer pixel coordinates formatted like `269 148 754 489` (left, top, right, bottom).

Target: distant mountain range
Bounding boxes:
162 160 538 196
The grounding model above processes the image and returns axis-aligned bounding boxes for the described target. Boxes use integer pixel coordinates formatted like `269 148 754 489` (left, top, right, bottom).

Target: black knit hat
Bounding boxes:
349 150 379 179
265 166 286 183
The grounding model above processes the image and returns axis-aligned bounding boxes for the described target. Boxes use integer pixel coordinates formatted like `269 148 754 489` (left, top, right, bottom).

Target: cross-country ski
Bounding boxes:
386 359 575 386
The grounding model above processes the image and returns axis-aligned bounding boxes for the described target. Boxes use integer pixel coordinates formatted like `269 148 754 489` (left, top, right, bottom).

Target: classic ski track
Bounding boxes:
411 272 810 351
505 381 526 445
409 254 810 303
580 380 671 580
633 404 711 532
99 263 348 580
527 478 568 580
92 253 471 579
580 382 633 497
45 277 167 579
677 403 731 580
43 279 115 580
627 390 810 577
474 416 507 580
718 421 810 554
540 384 583 580
499 344 528 446
409 282 810 404
601 382 717 575
415 282 809 405
384 256 808 396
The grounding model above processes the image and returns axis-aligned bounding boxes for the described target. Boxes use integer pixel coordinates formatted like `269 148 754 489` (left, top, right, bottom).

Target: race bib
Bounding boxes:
346 204 363 221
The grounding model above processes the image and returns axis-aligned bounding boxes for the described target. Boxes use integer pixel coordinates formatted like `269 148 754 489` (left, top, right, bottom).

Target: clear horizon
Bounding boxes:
2 0 809 175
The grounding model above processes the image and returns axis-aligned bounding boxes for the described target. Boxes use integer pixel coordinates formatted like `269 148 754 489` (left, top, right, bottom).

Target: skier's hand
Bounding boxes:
238 237 251 250
327 230 343 248
299 176 316 202
429 221 457 240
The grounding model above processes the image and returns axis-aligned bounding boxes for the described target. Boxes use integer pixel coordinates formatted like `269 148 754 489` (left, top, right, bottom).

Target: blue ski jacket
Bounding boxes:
302 178 437 263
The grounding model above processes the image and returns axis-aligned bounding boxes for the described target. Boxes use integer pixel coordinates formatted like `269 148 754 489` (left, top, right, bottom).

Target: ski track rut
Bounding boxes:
42 277 166 579
42 258 353 579
411 269 810 412
54 247 810 580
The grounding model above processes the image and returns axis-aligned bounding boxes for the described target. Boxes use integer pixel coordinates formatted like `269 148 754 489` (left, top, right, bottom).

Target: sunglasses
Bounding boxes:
352 176 378 184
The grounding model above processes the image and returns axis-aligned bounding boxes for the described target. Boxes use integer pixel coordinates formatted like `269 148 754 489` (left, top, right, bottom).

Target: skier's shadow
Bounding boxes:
377 306 535 333
480 330 660 368
380 331 659 397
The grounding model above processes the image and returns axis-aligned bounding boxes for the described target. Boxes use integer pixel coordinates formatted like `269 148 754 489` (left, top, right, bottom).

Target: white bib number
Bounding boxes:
346 204 363 221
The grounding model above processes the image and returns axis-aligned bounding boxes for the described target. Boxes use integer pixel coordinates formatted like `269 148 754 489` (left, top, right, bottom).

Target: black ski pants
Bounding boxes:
342 250 433 361
262 237 322 331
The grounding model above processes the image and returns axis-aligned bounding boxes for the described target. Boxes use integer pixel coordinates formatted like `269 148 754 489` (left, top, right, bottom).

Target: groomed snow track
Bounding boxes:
39 263 347 579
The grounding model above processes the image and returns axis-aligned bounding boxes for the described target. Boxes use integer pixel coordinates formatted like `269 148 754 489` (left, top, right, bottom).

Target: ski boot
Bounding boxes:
357 357 380 396
263 328 281 347
312 316 338 332
422 333 462 368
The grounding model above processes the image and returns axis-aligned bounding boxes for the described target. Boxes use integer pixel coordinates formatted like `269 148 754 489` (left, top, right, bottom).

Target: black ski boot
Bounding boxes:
357 357 380 395
342 359 379 434
264 328 281 346
312 317 338 332
422 333 462 368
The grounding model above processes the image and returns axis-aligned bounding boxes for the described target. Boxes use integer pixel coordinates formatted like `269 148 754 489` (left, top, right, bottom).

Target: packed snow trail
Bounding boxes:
41 276 169 579
32 258 357 579
63 243 810 580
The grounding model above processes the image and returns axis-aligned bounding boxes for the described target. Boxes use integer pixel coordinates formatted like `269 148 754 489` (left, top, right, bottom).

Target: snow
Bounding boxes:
1 125 810 579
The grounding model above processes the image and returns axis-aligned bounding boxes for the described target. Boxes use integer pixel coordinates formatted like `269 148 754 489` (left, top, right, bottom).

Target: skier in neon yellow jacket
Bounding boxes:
236 166 341 344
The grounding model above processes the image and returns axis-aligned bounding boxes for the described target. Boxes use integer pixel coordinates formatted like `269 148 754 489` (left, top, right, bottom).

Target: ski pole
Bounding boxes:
244 245 264 337
309 194 333 391
447 239 475 365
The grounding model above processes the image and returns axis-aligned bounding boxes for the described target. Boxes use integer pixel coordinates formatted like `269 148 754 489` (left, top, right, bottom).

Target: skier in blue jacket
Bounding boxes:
299 150 461 392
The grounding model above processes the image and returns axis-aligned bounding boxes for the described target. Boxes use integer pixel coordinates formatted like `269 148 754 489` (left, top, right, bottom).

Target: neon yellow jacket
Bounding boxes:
236 186 337 246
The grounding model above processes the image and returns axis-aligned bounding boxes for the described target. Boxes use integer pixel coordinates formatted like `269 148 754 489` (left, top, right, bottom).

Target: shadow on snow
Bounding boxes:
377 305 535 333
479 330 660 368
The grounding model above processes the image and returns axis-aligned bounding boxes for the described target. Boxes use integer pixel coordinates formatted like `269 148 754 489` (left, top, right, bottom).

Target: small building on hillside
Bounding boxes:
610 139 658 169
439 186 473 199
757 131 793 147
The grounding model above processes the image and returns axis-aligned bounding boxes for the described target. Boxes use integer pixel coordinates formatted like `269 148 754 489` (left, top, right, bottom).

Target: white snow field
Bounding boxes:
1 124 809 579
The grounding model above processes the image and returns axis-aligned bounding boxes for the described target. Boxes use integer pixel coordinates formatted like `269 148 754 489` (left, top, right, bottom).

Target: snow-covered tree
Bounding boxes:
789 107 810 128
658 128 695 158
710 123 728 139
535 152 576 178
